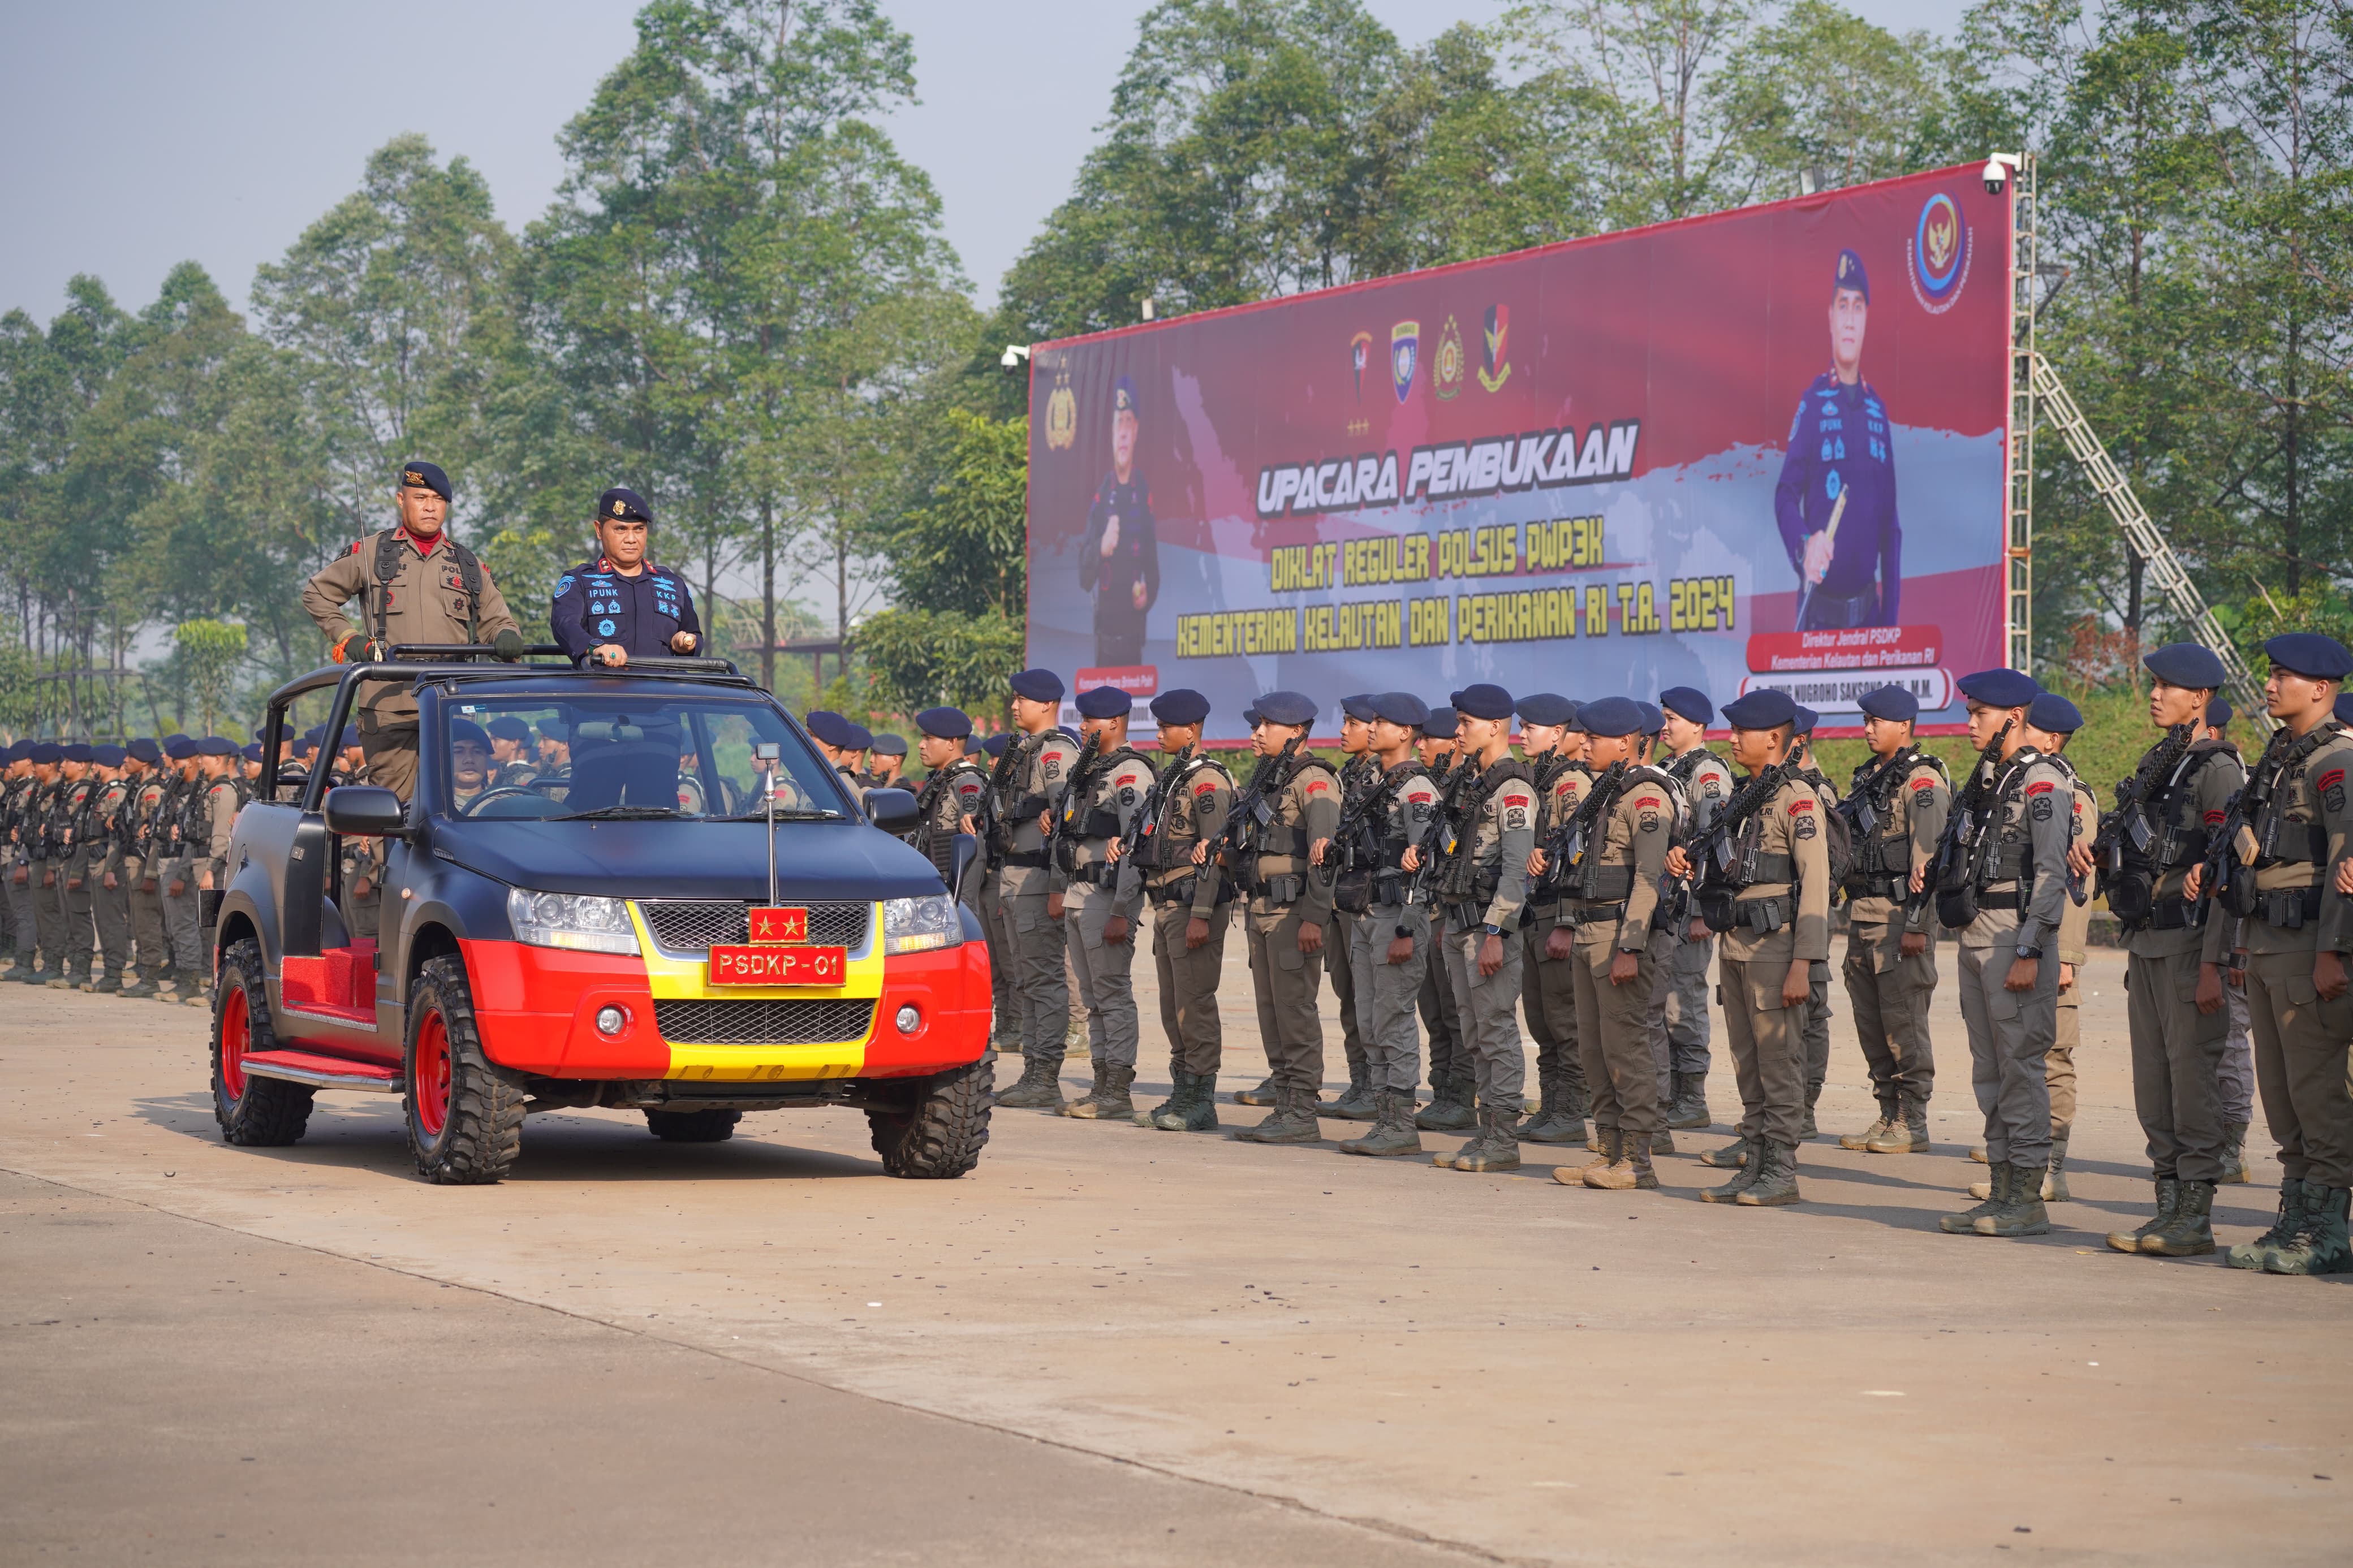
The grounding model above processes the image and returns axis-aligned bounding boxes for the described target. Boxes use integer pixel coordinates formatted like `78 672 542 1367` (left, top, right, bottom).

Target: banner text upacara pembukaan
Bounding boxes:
1253 420 1641 519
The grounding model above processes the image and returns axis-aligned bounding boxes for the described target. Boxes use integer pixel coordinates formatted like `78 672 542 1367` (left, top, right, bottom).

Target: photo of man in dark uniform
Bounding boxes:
1774 249 1902 630
1078 374 1159 666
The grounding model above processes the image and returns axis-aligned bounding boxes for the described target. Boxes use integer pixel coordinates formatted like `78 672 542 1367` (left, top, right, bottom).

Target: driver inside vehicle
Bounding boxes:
450 720 495 811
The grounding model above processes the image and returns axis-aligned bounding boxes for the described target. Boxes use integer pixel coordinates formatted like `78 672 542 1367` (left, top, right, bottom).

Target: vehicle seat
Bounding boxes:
562 741 686 814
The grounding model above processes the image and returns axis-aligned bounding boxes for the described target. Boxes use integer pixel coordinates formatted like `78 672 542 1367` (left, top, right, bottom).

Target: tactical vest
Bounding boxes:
1438 757 1535 908
1841 748 1947 895
2220 720 2347 923
2107 741 2230 931
1581 764 1678 906
913 761 985 876
1332 761 1430 914
363 528 484 645
1057 744 1148 874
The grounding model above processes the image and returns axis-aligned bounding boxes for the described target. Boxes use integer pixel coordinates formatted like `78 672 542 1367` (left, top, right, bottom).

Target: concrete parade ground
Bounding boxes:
4 944 2349 1566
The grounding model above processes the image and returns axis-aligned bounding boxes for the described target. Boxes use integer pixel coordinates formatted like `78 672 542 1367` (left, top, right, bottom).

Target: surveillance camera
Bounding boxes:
1982 159 2008 195
999 343 1031 373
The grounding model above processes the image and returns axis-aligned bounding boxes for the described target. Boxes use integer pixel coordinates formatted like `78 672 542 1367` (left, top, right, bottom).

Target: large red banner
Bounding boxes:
1025 165 2011 740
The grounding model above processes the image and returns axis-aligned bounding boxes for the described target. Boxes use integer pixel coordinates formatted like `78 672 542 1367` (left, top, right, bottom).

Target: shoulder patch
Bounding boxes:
2026 781 2055 796
1193 780 1218 798
1632 794 1662 809
1911 780 1934 794
2203 809 2225 826
555 574 575 597
2318 768 2345 793
1789 798 1815 814
1306 780 1330 794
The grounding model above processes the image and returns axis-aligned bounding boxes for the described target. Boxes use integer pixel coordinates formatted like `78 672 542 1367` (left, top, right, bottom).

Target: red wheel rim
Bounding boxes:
413 1010 451 1138
219 982 249 1100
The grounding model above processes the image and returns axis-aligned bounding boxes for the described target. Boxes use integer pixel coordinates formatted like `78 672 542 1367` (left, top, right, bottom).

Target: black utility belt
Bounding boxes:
1973 888 2023 911
1563 900 1627 927
1147 874 1234 909
1842 875 1907 901
1250 874 1310 907
1064 862 1120 888
1703 893 1791 935
2253 883 2324 930
2134 895 2206 933
999 850 1050 870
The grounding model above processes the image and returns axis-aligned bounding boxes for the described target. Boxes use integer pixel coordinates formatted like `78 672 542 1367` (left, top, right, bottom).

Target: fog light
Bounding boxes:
596 1005 627 1037
894 1004 920 1035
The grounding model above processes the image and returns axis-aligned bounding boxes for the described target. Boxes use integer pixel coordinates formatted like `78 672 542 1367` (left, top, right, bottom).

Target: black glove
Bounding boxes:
336 634 389 664
492 628 525 662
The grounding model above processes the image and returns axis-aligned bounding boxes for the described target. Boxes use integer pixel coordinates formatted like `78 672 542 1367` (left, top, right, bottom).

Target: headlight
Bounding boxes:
882 893 961 955
507 888 641 956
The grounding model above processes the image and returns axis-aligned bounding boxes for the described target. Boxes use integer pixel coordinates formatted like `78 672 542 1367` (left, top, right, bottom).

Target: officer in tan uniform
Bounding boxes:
1546 696 1675 1190
49 745 100 988
1412 706 1473 1130
1124 688 1233 1133
910 706 986 900
1053 687 1160 1121
1656 688 1733 1131
975 732 1021 1052
1231 690 1341 1143
1320 696 1383 1120
300 460 523 800
117 740 172 996
1516 694 1589 1146
1334 691 1442 1156
990 668 1085 1109
2221 634 2353 1275
83 747 133 992
1837 684 1949 1155
1787 707 1841 1138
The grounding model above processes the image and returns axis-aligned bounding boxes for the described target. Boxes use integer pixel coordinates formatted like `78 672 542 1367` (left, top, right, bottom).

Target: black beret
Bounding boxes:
62 742 94 763
981 733 1011 759
1791 705 1818 737
804 711 857 749
197 736 237 757
162 736 197 760
1658 686 1713 726
1372 691 1429 728
2143 641 2227 691
1516 693 1576 728
1956 668 2040 709
2028 693 2083 733
398 459 451 502
1149 688 1210 727
1009 667 1065 703
1578 696 1644 738
29 742 64 764
597 486 653 524
1252 690 1317 728
126 738 162 764
1449 683 1514 722
870 733 907 757
1340 693 1381 723
915 706 973 741
449 719 492 752
1857 684 1919 723
1636 701 1665 736
2209 697 2235 729
2264 633 2353 682
1721 689 1797 729
1834 247 1869 303
484 715 534 742
1074 686 1132 720
1423 705 1458 739
93 744 127 767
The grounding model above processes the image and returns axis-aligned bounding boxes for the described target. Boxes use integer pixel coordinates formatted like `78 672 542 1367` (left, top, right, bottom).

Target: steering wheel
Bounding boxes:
459 785 545 818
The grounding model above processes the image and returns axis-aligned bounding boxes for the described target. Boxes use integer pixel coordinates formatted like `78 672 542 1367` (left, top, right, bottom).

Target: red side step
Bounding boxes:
239 1048 400 1094
280 940 377 1023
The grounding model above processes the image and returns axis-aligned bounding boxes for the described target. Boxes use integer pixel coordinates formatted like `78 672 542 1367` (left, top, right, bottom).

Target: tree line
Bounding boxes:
0 0 2342 739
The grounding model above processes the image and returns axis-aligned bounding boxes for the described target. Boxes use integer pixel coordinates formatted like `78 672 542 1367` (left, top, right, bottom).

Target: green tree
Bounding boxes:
173 617 247 736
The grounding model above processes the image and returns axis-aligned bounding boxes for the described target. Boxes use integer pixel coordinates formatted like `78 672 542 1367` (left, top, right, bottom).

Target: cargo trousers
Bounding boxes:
1955 943 2059 1172
1062 880 1139 1070
994 867 1068 1066
979 872 1020 1044
1245 905 1325 1099
1328 906 1365 1089
1351 904 1429 1095
2244 947 2353 1189
126 856 169 974
1571 922 1661 1140
91 862 132 979
1718 955 1811 1149
1419 932 1468 1100
2124 948 2227 1183
1440 917 1526 1114
1152 900 1228 1076
1521 916 1587 1115
1842 919 1938 1109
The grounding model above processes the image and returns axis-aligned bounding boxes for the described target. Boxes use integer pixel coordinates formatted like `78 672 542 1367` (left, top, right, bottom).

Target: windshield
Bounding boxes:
433 692 848 823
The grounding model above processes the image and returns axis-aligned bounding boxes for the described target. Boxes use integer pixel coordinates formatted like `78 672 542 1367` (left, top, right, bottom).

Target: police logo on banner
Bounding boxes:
1907 192 1972 314
1478 304 1511 392
1350 330 1372 401
1045 368 1077 451
1434 314 1466 401
1390 321 1419 403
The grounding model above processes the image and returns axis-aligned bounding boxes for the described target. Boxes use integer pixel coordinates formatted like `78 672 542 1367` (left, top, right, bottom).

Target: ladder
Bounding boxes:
2030 351 2270 725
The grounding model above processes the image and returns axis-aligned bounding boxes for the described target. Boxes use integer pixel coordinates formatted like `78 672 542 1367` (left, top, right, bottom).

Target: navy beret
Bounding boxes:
1658 686 1713 727
2335 694 2353 728
292 736 318 756
398 458 451 502
484 715 533 742
804 711 856 749
1113 374 1140 414
1252 690 1318 728
1009 667 1065 703
126 738 161 764
448 720 492 753
596 486 652 524
1074 686 1132 720
62 743 94 763
537 719 568 741
1721 689 1798 729
964 736 984 755
1857 684 1920 723
1516 692 1577 728
842 721 873 751
2028 693 2083 734
1238 703 1262 728
1791 706 1818 737
1449 683 1514 722
340 725 360 748
870 732 907 757
198 736 236 757
162 736 197 760
915 706 972 740
2265 633 2353 682
1956 668 2041 709
1340 693 1381 723
29 742 64 764
981 732 1011 759
1372 691 1429 728
1578 696 1645 738
93 744 127 767
1423 705 1459 740
240 742 264 762
1149 688 1211 727
2142 641 2227 691
1834 247 1869 303
2208 697 2235 729
1 740 25 762
1636 701 1665 736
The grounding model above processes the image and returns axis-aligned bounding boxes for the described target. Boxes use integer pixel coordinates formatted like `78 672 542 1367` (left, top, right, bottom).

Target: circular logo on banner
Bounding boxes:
1907 192 1971 314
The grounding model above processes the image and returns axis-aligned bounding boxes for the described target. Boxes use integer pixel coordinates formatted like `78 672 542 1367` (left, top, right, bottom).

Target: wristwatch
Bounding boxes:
2015 944 2044 960
1481 922 1503 937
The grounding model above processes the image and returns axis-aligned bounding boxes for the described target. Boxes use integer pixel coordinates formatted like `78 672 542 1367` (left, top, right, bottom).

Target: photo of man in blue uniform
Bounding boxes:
1077 375 1159 666
549 487 705 667
1774 249 1902 630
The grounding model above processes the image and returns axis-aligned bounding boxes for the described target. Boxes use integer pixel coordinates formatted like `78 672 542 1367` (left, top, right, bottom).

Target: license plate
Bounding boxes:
746 906 809 943
707 945 847 986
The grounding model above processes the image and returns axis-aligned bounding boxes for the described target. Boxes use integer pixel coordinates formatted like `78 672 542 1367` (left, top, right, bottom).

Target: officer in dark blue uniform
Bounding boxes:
550 487 705 667
1077 376 1159 667
1774 249 1902 630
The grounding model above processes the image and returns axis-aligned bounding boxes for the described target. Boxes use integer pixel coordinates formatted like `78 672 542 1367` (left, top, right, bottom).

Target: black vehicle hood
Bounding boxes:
432 818 945 901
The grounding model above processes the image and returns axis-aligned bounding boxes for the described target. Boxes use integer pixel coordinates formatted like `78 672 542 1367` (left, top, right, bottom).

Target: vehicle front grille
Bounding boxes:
637 900 872 953
653 999 876 1046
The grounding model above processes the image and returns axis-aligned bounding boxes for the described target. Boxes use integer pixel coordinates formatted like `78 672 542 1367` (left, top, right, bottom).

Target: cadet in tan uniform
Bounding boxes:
990 668 1085 1110
2221 634 2353 1275
1334 691 1442 1156
1934 669 2074 1239
1787 708 1840 1138
1124 688 1233 1133
300 460 523 800
1323 696 1385 1121
976 732 1022 1052
1656 688 1733 1131
2031 696 2096 1204
1670 689 1829 1206
910 706 987 901
50 745 100 988
1516 694 1590 1146
1545 696 1675 1190
83 747 133 992
805 712 874 810
1412 707 1474 1130
1053 686 1159 1121
118 740 172 996
1231 690 1341 1143
1837 684 1949 1155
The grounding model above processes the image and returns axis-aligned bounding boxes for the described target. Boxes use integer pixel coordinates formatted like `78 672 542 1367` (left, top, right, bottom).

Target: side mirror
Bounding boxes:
864 786 920 835
324 785 408 838
950 832 979 902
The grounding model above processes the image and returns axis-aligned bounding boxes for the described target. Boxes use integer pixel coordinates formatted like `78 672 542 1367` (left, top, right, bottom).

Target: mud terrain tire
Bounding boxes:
404 954 524 1185
212 938 315 1146
865 1057 992 1178
644 1108 742 1142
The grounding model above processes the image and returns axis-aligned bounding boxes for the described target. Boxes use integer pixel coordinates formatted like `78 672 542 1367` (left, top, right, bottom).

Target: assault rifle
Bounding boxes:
1658 758 1795 927
1219 733 1305 861
1537 759 1626 902
1046 728 1106 873
2081 720 2196 907
2200 720 2307 943
976 728 1026 854
1412 752 1481 905
1118 744 1193 871
1912 718 2014 922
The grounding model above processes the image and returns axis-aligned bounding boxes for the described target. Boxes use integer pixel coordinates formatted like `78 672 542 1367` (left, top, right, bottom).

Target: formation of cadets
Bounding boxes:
932 634 2353 1277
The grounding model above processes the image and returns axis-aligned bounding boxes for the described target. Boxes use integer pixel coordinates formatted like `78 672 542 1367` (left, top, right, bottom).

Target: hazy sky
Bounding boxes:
0 0 1970 326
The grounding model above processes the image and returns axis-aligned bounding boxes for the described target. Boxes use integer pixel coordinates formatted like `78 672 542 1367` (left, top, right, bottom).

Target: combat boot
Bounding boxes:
1698 1134 1751 1170
91 971 123 995
1652 1126 1677 1155
1700 1141 1760 1204
1940 1163 2009 1233
1737 1141 1800 1206
2225 1179 2310 1271
1521 1074 1587 1146
1414 1078 1475 1132
1867 1099 1930 1154
119 970 159 999
1135 1062 1183 1126
1841 1102 1897 1151
2041 1135 2071 1203
1447 1107 1521 1173
1584 1131 1658 1190
1968 1143 1988 1164
2263 1185 2352 1276
1799 1083 1821 1141
1060 1058 1110 1117
2220 1120 2251 1184
994 1056 1065 1110
1234 1087 1321 1144
1975 1162 2051 1237
1068 1063 1134 1121
1234 1073 1279 1107
1328 1059 1375 1122
1553 1126 1618 1185
1666 1070 1712 1131
1156 1072 1221 1133
2143 1180 2216 1258
2106 1178 2180 1254
1519 1070 1566 1142
1340 1090 1423 1157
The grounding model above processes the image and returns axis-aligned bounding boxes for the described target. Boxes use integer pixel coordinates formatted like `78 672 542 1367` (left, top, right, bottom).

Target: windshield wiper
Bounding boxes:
556 805 690 822
723 807 846 822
